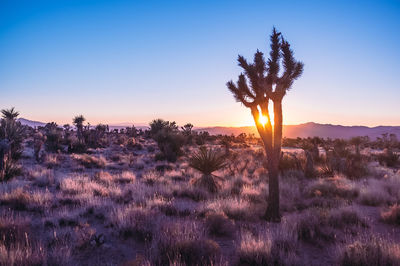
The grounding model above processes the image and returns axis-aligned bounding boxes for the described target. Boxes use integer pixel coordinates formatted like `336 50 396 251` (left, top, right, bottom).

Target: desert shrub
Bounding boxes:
149 119 184 162
377 149 399 167
67 136 87 153
33 131 46 162
278 152 303 174
154 132 184 162
152 221 220 265
344 154 368 179
44 122 63 152
204 212 235 238
189 146 226 193
381 204 400 225
339 237 400 266
72 154 106 168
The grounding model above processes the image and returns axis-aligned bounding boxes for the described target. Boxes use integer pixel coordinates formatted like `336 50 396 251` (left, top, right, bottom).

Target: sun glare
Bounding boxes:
258 115 268 126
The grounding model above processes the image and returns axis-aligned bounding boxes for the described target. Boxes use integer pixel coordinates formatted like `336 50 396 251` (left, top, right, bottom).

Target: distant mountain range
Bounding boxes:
17 118 400 140
197 122 400 140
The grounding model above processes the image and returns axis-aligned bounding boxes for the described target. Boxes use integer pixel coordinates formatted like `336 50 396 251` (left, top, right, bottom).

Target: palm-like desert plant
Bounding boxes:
227 27 303 221
189 146 226 193
1 107 20 120
0 108 24 180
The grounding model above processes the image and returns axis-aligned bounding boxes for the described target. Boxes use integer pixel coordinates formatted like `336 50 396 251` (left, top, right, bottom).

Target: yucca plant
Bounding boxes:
189 146 226 193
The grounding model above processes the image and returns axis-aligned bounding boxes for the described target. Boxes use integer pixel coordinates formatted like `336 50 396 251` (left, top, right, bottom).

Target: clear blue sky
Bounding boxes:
1 0 399 127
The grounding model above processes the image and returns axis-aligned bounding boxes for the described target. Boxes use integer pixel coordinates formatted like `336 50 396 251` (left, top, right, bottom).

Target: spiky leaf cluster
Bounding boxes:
189 146 226 176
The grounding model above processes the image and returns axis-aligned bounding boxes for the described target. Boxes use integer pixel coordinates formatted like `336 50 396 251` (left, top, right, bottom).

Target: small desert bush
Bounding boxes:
339 237 400 266
72 154 106 168
344 154 368 179
381 204 400 225
377 149 399 167
279 152 303 174
204 212 235 238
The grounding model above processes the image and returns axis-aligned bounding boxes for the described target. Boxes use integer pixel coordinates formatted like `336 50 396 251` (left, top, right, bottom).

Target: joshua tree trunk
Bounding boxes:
250 100 282 221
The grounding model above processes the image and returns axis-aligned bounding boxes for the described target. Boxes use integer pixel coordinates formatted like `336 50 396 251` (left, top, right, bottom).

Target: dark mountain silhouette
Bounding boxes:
196 122 400 140
18 118 399 139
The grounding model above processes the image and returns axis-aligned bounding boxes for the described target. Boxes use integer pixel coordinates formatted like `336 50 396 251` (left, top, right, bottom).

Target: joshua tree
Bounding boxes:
189 146 226 193
181 123 194 136
227 28 303 221
73 115 86 143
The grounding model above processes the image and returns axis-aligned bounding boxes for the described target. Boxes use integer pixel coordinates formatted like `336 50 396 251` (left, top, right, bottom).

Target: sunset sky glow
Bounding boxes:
1 0 399 127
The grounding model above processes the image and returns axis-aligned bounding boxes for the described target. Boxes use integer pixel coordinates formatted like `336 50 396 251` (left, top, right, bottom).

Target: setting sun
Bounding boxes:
259 115 268 126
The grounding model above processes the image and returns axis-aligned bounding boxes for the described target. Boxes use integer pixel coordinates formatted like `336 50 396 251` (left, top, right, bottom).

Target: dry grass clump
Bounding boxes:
28 167 55 187
381 204 400 225
307 177 359 199
72 154 106 168
327 208 369 229
151 220 221 265
0 213 62 265
339 237 400 266
0 213 30 249
358 187 393 206
236 228 299 266
172 186 209 202
294 207 368 245
117 171 136 183
294 209 336 244
0 188 51 212
204 212 235 238
60 174 111 197
112 206 156 242
206 198 260 221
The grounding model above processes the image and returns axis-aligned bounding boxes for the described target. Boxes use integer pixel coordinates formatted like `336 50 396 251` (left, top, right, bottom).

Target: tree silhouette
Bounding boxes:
1 107 20 120
73 115 86 144
227 27 303 221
